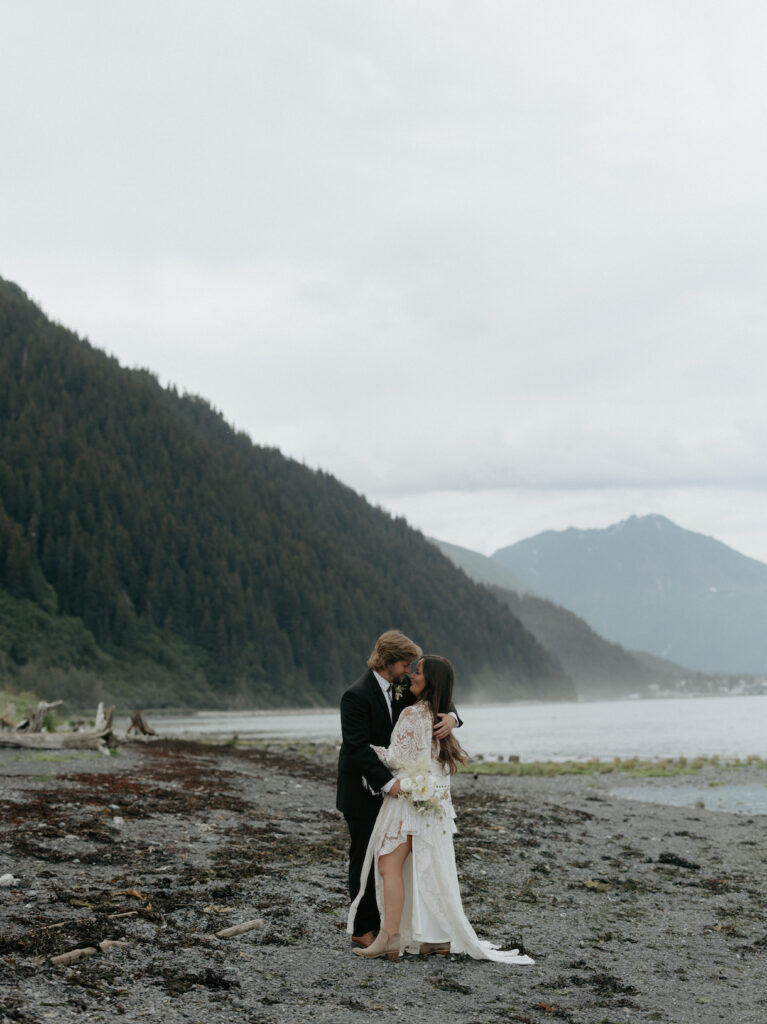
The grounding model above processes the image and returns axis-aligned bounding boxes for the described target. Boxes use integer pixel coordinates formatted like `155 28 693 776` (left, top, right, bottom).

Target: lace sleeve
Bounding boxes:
371 705 434 771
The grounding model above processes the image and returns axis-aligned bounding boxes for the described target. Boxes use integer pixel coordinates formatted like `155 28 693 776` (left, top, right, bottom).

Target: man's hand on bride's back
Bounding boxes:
388 780 401 798
433 713 456 740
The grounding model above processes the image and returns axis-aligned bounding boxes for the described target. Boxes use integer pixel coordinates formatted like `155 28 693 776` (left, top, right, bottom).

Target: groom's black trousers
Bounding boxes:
345 803 381 935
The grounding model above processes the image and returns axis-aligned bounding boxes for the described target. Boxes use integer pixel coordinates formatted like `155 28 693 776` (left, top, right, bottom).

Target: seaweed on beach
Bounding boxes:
454 789 595 865
144 961 241 995
657 852 700 870
3 738 767 1024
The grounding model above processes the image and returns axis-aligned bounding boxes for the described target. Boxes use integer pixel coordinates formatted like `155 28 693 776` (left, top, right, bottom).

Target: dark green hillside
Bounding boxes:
0 277 573 708
0 583 218 710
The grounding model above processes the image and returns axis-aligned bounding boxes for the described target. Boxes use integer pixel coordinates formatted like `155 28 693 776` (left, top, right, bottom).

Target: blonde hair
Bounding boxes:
367 630 422 672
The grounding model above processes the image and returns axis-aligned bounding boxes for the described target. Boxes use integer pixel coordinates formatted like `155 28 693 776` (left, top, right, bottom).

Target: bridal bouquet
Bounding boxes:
398 758 445 817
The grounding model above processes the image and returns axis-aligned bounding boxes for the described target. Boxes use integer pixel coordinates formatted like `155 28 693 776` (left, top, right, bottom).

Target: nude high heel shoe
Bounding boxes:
352 928 401 961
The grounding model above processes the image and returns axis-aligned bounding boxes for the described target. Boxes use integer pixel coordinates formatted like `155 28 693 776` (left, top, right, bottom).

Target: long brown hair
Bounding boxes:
418 655 467 775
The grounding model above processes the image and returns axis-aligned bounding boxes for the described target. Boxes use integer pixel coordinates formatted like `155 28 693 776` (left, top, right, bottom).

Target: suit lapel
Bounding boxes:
392 684 414 724
367 669 391 724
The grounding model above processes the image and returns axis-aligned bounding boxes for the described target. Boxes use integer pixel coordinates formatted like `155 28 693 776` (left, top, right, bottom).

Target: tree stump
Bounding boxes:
127 710 156 736
94 702 115 732
16 700 63 733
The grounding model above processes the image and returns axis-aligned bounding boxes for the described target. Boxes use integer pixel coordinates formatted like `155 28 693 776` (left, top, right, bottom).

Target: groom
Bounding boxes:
337 630 459 948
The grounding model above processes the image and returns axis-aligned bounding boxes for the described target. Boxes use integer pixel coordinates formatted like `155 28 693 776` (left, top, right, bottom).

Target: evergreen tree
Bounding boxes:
0 276 573 706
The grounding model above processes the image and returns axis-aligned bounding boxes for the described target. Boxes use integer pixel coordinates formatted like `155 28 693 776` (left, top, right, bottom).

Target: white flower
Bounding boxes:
414 775 436 801
398 761 444 817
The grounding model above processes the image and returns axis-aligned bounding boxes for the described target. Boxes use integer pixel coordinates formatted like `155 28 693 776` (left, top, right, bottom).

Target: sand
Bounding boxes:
1 739 766 1024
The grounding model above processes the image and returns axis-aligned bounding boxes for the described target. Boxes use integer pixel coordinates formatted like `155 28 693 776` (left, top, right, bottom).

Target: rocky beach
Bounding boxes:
1 739 766 1024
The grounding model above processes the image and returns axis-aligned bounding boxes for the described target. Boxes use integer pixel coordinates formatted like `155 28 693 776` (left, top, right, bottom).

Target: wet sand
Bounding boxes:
1 740 766 1024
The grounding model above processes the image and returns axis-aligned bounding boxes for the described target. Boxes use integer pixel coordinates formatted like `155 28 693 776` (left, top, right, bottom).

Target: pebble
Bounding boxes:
0 873 19 886
3 740 765 1024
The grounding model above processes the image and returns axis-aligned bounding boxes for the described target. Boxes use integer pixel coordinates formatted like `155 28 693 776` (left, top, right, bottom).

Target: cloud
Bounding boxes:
377 484 767 565
3 1 767 556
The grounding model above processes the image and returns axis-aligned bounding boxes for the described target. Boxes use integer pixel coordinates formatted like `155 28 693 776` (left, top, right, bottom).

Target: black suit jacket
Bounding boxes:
335 669 460 817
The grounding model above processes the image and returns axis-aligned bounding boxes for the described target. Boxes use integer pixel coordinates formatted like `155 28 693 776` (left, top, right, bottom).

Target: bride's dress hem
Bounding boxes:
346 702 535 966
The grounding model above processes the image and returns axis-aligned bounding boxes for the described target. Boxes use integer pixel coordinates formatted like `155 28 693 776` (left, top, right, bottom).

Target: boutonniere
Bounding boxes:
392 681 409 701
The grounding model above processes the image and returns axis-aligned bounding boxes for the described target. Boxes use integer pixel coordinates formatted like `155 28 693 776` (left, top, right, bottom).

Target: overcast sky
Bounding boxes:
4 1 767 560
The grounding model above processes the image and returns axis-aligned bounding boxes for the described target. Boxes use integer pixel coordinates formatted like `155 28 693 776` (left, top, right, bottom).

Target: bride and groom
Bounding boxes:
336 630 534 964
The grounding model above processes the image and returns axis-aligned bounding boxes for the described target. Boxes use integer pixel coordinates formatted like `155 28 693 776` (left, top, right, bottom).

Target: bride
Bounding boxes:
347 655 534 964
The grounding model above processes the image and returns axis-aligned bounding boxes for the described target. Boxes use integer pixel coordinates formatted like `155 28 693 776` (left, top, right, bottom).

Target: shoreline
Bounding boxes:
2 739 766 1024
110 688 767 715
110 692 767 764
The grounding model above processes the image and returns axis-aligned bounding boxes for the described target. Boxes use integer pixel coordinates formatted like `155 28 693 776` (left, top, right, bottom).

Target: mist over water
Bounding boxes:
459 694 767 761
138 694 767 762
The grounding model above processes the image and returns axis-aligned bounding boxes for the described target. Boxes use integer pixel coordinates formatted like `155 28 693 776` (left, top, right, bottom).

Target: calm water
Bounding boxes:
132 693 767 761
611 782 767 816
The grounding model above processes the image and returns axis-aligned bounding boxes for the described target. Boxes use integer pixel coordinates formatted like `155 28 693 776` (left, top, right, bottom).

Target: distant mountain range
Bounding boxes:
431 537 686 696
0 276 573 709
5 272 755 708
492 515 767 674
428 538 534 594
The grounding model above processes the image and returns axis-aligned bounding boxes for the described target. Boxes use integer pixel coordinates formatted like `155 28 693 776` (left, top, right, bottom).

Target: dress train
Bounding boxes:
347 702 534 964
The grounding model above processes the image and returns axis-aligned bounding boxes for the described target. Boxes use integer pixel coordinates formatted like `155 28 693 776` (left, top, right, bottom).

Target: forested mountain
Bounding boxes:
493 515 767 673
0 277 573 709
431 537 685 696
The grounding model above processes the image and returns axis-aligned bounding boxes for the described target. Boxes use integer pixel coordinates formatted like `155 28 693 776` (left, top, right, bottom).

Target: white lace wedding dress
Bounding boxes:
347 701 534 964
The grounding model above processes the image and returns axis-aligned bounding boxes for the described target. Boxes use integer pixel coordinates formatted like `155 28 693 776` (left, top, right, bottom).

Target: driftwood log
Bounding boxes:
215 918 265 938
50 939 128 966
0 728 113 750
0 699 116 750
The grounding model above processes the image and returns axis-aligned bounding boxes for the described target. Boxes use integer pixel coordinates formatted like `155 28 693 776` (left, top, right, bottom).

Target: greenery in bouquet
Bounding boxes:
398 759 445 817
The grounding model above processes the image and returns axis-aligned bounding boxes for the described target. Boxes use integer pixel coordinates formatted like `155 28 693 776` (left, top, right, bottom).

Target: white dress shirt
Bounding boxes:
373 670 395 719
373 671 397 794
